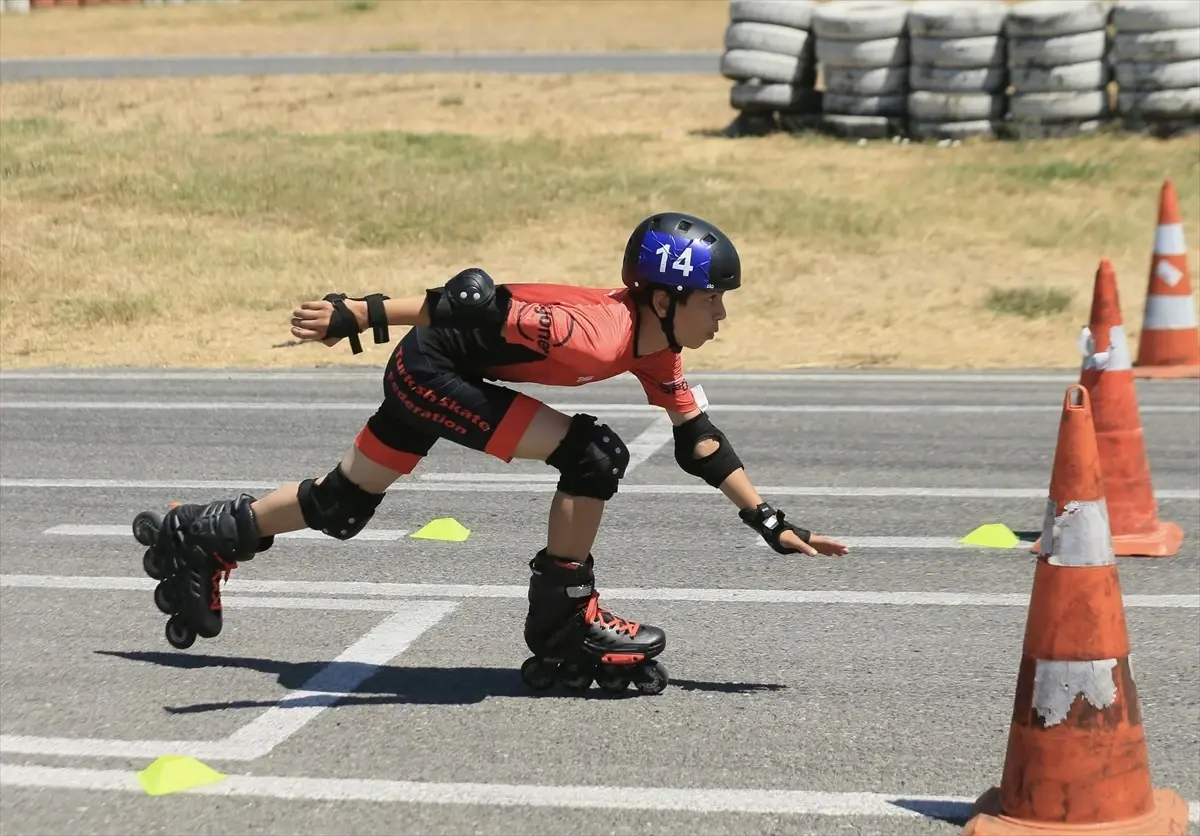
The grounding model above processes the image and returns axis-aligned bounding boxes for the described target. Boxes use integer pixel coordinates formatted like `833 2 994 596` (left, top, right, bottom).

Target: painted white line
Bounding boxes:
2 764 1198 823
3 399 1197 414
622 415 675 475
0 602 457 762
40 527 1035 551
223 603 455 757
6 477 1199 500
45 524 411 541
0 370 1088 384
4 575 1195 609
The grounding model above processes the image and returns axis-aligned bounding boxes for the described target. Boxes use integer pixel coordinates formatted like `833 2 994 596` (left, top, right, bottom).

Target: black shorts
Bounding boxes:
353 327 544 473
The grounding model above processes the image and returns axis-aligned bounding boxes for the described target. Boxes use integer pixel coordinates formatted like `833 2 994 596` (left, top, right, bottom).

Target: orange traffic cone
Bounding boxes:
1075 258 1183 557
964 385 1189 836
1133 179 1200 378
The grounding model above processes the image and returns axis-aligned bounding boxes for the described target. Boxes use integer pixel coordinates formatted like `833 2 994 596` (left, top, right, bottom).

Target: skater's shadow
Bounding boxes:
95 650 787 712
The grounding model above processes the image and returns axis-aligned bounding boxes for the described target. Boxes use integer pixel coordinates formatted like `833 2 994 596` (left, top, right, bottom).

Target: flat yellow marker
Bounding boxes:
410 517 471 542
137 755 226 796
959 523 1020 549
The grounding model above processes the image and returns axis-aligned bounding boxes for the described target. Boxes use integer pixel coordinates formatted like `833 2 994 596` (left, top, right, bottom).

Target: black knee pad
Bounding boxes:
545 414 630 501
297 465 385 540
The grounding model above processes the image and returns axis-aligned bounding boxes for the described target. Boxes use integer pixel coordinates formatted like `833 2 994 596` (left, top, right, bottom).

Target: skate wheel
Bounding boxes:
165 614 196 650
558 662 593 691
143 547 168 581
132 511 163 547
595 667 630 694
634 660 668 696
520 657 557 691
154 579 180 615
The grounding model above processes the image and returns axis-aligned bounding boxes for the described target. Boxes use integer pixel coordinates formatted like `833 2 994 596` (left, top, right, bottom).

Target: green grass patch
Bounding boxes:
985 287 1073 319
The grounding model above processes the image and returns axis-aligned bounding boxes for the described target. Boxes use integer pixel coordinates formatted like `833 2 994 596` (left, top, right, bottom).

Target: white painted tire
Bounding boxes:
1010 60 1109 92
824 65 909 95
908 90 1006 120
909 118 1001 139
823 92 908 117
729 0 815 30
720 49 806 83
725 22 813 58
1003 0 1110 38
1007 30 1108 67
1010 89 1110 120
910 35 1005 68
906 0 1007 38
1113 29 1200 63
1114 58 1200 91
910 63 1007 92
811 0 910 41
816 36 910 68
1111 0 1200 33
730 81 821 111
820 113 905 138
1119 86 1200 116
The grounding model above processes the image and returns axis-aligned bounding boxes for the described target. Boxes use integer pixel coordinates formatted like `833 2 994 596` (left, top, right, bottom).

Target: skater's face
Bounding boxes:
657 289 727 350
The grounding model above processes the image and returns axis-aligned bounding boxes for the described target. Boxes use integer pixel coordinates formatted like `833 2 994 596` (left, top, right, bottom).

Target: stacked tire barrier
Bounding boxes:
1112 0 1200 138
906 0 1008 141
812 0 911 139
720 0 820 136
1004 0 1112 139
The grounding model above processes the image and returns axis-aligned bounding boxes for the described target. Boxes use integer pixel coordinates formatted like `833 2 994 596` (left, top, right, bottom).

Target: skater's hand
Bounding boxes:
291 299 366 347
780 530 850 557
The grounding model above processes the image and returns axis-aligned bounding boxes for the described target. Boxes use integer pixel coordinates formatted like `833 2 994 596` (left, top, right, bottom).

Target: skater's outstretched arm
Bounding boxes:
291 294 432 346
666 407 849 558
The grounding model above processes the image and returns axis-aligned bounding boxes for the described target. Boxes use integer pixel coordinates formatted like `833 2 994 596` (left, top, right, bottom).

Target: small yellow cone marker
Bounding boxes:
958 523 1020 549
410 517 471 542
137 755 226 796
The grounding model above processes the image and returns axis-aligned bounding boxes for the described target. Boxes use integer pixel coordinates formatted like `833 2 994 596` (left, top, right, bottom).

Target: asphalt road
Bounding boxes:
0 51 723 82
1 368 1198 836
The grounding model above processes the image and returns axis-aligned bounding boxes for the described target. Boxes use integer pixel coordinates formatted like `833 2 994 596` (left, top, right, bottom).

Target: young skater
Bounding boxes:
133 211 849 695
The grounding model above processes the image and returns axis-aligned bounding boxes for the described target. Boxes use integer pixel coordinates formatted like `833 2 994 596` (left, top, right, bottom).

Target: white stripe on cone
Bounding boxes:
1040 498 1116 567
1154 222 1187 256
1079 324 1133 372
1144 294 1199 330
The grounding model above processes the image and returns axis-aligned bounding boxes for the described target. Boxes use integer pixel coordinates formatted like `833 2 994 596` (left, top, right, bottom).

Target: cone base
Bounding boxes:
962 786 1190 835
1132 364 1200 379
1030 519 1183 558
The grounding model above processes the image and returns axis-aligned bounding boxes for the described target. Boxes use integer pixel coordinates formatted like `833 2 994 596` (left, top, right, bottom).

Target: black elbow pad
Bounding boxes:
672 412 743 489
425 267 508 330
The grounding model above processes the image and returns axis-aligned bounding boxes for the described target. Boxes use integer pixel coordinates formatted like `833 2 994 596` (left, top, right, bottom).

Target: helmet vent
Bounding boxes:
676 220 692 232
701 233 717 244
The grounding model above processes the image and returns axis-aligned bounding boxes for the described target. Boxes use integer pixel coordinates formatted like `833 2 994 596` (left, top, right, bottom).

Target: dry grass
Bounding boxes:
1 72 1198 371
0 0 731 57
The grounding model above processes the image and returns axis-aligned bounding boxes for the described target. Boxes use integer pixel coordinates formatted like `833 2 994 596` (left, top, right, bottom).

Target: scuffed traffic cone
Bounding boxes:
1133 179 1200 379
964 385 1189 836
1072 258 1183 557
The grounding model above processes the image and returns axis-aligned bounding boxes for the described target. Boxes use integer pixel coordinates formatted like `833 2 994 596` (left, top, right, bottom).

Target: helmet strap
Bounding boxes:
657 295 683 354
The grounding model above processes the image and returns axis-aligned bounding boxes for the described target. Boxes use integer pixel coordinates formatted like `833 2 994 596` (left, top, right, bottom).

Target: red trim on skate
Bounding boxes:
600 653 646 665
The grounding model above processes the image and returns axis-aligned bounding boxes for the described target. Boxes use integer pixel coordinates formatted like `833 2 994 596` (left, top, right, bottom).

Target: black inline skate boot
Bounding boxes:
133 494 273 650
519 549 668 695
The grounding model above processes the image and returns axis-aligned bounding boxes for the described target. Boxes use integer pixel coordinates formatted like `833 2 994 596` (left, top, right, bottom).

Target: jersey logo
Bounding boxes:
515 303 576 355
658 377 690 394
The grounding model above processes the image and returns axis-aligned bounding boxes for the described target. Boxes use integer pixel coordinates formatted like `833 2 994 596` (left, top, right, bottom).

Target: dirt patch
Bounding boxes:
1 73 1197 371
0 0 731 57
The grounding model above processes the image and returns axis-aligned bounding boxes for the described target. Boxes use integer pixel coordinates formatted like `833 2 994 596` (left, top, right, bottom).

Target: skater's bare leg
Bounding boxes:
249 445 408 537
509 404 614 561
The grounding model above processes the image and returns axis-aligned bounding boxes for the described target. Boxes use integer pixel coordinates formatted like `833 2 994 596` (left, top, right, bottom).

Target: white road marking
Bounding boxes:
2 764 1198 822
45 524 411 541
0 602 457 762
41 525 1031 551
621 415 675 475
3 574 1195 609
6 477 1198 500
2 399 1196 414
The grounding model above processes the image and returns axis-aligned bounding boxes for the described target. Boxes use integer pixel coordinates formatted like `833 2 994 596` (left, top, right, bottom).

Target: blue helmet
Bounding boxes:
621 212 742 293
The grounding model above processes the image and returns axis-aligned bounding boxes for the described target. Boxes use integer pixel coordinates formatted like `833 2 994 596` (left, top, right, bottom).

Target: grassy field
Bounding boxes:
1 72 1197 371
0 0 731 57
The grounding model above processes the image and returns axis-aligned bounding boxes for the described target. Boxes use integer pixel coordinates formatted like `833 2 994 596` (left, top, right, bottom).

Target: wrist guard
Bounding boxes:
424 267 508 330
323 292 390 355
739 502 811 554
672 412 743 489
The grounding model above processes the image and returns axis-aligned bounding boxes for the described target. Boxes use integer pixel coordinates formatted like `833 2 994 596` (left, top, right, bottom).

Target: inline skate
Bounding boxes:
519 549 668 695
133 494 272 650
